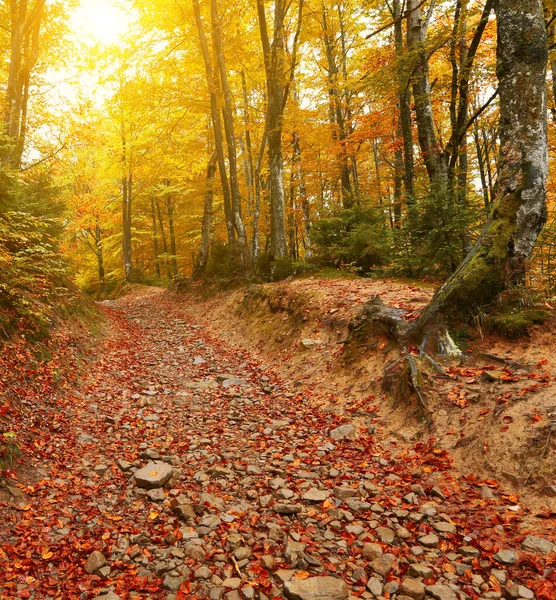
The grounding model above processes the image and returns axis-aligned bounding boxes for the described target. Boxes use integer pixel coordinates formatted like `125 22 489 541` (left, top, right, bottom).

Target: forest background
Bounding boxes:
1 0 556 340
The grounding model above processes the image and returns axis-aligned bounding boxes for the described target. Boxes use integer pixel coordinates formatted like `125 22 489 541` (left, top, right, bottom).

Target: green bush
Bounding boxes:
310 206 391 274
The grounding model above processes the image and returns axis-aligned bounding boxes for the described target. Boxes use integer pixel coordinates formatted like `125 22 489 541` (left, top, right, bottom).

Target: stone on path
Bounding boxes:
330 424 357 440
284 576 349 600
302 488 330 503
493 548 519 564
425 584 457 600
134 461 173 489
521 534 553 554
84 550 107 574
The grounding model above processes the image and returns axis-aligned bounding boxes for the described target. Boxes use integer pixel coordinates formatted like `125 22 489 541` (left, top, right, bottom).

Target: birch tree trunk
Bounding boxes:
194 153 217 278
411 0 548 334
211 0 249 266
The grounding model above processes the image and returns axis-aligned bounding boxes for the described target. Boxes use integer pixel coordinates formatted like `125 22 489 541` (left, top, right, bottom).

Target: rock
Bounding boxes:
521 534 553 554
117 459 132 471
92 593 121 600
490 569 507 585
330 424 358 440
425 585 457 600
506 584 534 599
543 485 556 497
301 338 323 349
408 564 434 579
480 485 495 499
433 522 456 534
134 461 173 489
400 578 425 600
147 488 166 501
418 533 439 548
163 575 184 590
274 503 302 515
233 547 251 561
430 486 446 501
209 589 225 600
84 551 107 574
222 378 247 388
362 542 383 561
333 486 358 499
194 565 212 579
261 555 276 570
493 549 519 565
377 527 395 544
367 577 383 596
302 488 330 503
284 576 349 600
370 553 395 576
222 577 242 589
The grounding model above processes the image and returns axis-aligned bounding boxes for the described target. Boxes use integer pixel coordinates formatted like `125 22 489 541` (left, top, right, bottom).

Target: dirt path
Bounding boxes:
1 288 554 600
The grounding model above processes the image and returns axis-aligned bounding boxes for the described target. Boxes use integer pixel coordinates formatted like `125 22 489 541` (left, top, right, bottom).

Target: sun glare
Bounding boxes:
70 0 133 46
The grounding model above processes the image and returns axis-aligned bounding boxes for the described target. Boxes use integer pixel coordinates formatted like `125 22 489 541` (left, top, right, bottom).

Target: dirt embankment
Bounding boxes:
179 276 556 512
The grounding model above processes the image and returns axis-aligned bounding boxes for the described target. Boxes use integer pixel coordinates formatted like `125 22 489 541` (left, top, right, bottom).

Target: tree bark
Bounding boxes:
194 152 217 278
257 0 288 259
192 0 236 251
211 0 249 265
166 193 178 278
2 0 46 169
121 122 133 283
411 0 548 334
95 224 105 294
392 0 415 203
151 196 161 278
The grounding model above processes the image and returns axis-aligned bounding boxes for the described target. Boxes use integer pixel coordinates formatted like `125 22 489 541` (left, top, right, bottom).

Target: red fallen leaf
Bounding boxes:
500 425 509 432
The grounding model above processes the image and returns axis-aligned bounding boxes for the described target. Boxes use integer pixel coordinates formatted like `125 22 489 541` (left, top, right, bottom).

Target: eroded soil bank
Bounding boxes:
0 285 554 600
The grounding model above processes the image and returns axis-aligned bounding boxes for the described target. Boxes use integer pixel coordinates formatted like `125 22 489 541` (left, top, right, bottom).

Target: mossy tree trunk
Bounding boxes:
411 0 548 336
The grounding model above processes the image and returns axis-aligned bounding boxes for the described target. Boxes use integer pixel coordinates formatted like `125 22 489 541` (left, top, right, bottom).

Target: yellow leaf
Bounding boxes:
149 511 159 520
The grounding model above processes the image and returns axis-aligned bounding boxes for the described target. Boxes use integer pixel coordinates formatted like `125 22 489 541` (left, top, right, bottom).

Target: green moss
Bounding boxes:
490 308 550 337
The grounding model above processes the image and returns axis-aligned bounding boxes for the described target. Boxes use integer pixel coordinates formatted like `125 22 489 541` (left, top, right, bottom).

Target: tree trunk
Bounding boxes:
392 0 415 203
211 0 249 266
2 0 46 169
121 123 133 283
166 194 178 278
156 201 172 279
407 0 448 188
151 196 161 278
95 224 105 294
194 152 217 278
192 0 236 251
411 0 548 333
257 0 288 259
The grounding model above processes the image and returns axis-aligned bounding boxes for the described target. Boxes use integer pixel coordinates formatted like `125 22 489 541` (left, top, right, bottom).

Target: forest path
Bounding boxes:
0 288 554 600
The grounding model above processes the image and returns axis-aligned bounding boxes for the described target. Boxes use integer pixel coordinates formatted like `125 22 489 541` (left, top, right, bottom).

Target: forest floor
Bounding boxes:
0 283 555 600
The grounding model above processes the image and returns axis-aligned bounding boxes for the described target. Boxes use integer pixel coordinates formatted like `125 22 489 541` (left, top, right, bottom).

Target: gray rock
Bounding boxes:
367 577 383 597
163 575 184 590
433 522 456 534
92 593 121 600
493 549 519 564
194 566 212 579
408 564 434 579
330 424 358 440
425 584 457 600
377 526 395 544
506 584 534 600
370 553 395 576
134 461 173 489
147 488 166 502
333 486 358 499
400 578 425 600
84 551 107 574
362 542 383 561
302 488 330 503
301 338 323 349
284 576 349 600
274 503 302 515
521 534 553 554
418 533 439 548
